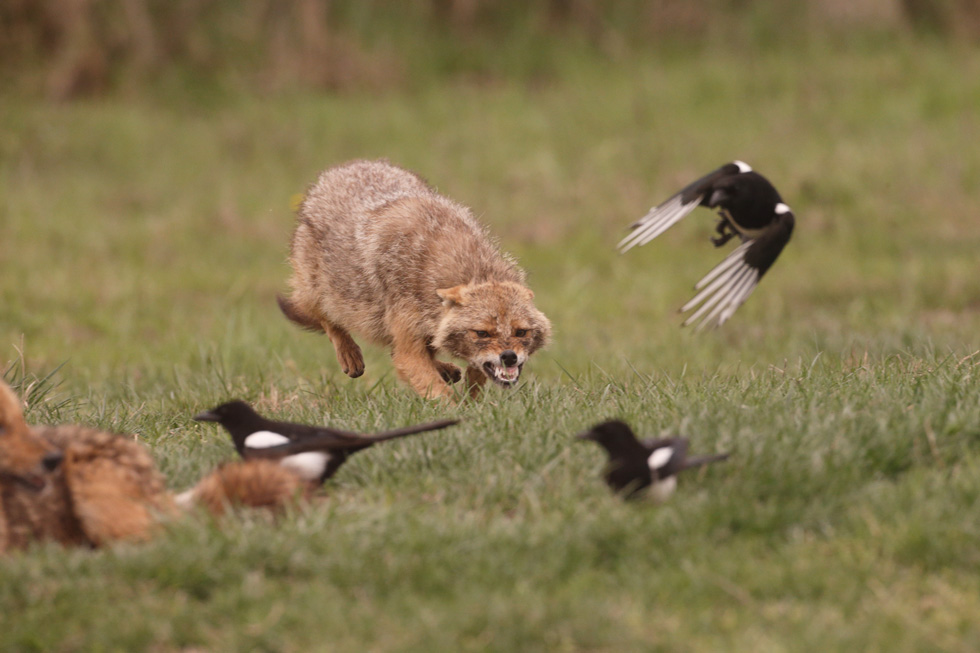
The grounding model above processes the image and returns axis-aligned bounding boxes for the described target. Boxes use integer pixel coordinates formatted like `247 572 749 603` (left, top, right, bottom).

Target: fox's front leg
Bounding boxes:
432 358 462 384
464 364 488 398
391 334 454 400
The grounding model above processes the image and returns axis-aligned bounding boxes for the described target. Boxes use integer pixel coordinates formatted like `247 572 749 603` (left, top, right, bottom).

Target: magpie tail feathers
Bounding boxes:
247 419 459 457
365 418 460 443
693 241 752 290
681 245 760 331
683 452 730 470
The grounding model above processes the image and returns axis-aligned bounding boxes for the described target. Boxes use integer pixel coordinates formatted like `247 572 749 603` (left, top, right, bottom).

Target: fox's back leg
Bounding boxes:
278 294 365 378
322 320 365 378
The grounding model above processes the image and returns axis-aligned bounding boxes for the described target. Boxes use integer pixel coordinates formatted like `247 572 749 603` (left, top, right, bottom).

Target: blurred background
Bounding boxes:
2 0 978 99
2 0 979 395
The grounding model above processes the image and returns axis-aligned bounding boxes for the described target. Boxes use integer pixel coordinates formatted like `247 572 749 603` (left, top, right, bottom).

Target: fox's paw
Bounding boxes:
434 360 462 384
336 343 365 378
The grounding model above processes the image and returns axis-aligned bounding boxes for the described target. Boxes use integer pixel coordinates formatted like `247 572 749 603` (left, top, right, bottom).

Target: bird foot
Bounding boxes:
711 218 737 247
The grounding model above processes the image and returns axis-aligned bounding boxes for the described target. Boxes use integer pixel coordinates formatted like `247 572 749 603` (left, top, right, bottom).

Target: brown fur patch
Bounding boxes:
178 460 311 517
0 381 58 489
47 426 176 545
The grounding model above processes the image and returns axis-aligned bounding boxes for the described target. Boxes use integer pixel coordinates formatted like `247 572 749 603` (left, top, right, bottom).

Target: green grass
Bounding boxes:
3 36 980 651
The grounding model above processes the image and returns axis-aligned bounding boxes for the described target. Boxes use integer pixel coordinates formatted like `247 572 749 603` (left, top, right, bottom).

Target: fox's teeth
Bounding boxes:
491 365 520 381
497 367 520 381
483 361 522 386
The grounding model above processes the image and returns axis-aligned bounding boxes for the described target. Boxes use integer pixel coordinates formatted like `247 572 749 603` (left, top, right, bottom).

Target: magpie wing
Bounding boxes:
680 211 794 330
617 162 745 253
243 432 368 458
641 437 689 479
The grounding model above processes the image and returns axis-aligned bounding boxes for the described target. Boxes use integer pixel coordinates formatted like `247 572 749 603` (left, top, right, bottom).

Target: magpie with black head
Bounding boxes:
619 161 795 330
194 401 458 484
578 419 729 501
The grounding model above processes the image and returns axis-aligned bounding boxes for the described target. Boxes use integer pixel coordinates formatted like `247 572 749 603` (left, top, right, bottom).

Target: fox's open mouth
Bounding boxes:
483 361 523 387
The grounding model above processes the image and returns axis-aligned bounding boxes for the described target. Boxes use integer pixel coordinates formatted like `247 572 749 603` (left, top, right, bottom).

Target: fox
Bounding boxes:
0 380 175 552
277 159 552 400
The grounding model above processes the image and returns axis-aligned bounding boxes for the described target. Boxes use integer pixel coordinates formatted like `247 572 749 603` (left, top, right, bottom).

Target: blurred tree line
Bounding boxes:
1 0 977 100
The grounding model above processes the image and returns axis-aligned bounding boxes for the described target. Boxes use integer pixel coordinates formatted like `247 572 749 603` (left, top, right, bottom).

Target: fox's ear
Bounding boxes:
502 281 533 301
437 285 469 308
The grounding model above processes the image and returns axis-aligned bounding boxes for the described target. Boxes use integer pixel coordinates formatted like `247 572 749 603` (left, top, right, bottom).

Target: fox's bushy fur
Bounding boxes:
278 159 551 399
175 459 312 516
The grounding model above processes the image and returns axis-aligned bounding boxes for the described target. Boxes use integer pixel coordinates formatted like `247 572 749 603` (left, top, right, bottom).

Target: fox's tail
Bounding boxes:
276 294 324 333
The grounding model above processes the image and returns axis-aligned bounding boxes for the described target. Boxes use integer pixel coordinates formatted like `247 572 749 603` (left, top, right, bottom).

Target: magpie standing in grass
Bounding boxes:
618 161 795 330
193 401 458 484
577 420 729 501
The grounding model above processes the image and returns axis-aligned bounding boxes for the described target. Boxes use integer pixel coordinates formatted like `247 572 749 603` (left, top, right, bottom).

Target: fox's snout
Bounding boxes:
477 346 527 388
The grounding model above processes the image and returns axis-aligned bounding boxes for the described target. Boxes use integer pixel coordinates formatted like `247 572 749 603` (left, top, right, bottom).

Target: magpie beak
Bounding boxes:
618 160 795 330
192 409 220 422
577 419 729 501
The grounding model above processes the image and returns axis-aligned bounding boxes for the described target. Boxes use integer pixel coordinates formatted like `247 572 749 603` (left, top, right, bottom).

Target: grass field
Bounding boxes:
3 33 980 651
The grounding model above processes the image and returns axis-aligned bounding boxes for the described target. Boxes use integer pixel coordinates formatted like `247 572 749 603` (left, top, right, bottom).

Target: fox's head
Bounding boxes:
0 381 63 491
433 280 551 388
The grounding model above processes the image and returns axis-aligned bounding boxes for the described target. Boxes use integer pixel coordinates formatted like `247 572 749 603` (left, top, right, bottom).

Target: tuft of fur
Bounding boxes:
1 381 175 553
0 381 59 491
279 159 552 399
175 459 311 517
0 381 81 551
34 424 177 546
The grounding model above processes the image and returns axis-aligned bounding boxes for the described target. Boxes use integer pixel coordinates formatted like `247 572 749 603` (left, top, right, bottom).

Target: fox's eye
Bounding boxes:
514 329 528 338
475 330 490 338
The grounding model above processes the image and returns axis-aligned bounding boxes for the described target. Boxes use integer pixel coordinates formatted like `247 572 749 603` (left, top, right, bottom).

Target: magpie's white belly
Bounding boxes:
733 223 766 239
648 477 677 502
280 452 331 481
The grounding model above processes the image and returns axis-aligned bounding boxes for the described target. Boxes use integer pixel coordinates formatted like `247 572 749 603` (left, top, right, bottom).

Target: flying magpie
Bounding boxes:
193 401 458 484
577 419 729 501
618 161 795 330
